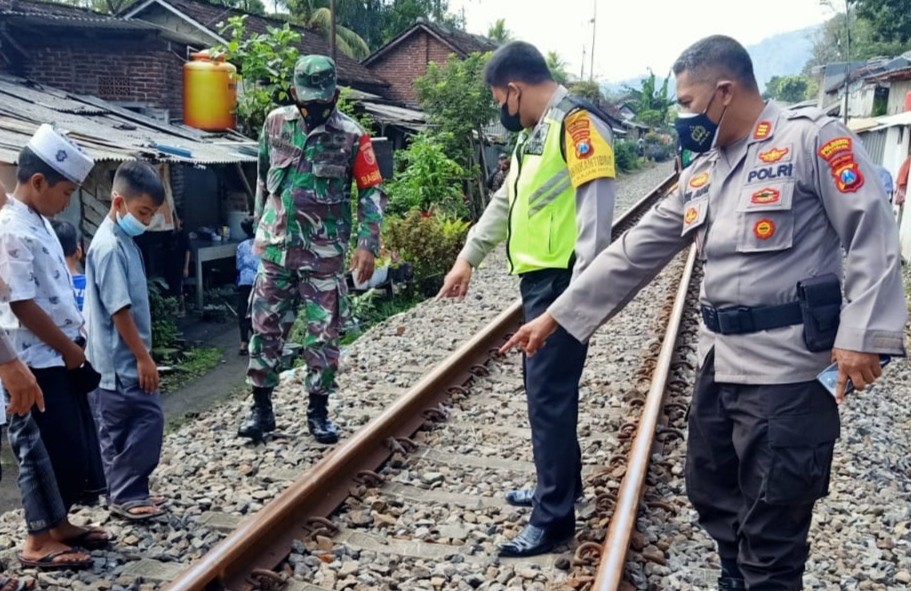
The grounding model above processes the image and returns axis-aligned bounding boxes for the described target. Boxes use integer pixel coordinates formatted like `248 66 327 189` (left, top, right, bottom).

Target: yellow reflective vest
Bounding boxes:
506 100 577 275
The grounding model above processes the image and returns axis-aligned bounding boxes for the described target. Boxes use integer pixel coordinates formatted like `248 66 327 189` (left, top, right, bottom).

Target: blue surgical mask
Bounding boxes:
116 211 148 237
674 84 727 153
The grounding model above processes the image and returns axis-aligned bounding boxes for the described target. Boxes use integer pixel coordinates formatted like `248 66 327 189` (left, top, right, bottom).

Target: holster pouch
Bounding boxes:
796 274 842 352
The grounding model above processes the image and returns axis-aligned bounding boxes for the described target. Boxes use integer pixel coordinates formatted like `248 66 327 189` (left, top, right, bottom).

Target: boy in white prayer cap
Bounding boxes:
0 124 110 570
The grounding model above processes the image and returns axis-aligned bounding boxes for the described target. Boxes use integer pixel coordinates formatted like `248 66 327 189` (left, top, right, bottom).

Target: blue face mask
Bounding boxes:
674 84 727 154
116 211 148 237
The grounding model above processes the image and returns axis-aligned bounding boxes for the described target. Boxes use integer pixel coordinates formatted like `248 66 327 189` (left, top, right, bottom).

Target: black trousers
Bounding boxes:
29 366 106 510
685 350 840 591
238 284 253 344
519 268 589 532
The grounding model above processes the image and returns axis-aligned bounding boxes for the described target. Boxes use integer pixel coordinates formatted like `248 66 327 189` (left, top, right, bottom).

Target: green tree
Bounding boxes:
487 18 512 43
385 132 467 217
546 51 570 85
285 0 371 59
625 70 672 128
382 0 464 42
217 16 301 136
568 80 603 102
765 75 813 103
856 0 911 48
413 52 498 219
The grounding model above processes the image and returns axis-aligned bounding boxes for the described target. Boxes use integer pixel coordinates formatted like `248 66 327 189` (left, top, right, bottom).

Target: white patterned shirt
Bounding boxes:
0 196 84 369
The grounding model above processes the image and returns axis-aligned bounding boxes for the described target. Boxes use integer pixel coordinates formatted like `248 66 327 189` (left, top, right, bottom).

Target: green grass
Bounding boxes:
160 346 224 393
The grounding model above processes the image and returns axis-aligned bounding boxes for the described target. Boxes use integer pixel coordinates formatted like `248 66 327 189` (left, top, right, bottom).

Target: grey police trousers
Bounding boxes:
686 349 840 591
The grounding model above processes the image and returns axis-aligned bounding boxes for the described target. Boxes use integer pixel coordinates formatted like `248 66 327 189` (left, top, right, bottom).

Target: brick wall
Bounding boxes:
17 35 185 121
368 31 459 104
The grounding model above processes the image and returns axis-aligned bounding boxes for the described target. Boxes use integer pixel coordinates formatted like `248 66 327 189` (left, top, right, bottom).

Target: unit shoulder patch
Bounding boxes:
564 110 615 188
353 134 382 190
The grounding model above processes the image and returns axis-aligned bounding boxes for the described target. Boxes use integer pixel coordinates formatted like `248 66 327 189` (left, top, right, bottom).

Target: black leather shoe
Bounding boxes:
504 488 584 507
498 524 573 558
718 577 746 591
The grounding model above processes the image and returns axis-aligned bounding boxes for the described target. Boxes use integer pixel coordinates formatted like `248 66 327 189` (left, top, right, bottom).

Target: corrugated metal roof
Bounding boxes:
0 0 201 45
0 75 257 165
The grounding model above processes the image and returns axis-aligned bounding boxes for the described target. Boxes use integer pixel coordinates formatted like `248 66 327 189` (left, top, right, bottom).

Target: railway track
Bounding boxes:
164 171 690 591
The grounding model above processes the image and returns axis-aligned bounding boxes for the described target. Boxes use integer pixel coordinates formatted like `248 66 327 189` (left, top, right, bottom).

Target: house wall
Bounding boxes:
12 35 186 121
885 80 911 115
846 82 876 118
368 32 456 104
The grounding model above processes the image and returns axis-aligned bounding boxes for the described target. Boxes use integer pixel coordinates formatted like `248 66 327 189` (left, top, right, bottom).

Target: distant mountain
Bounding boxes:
602 25 821 99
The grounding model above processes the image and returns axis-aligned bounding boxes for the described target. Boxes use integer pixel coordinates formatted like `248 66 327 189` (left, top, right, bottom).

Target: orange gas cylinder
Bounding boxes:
183 51 237 131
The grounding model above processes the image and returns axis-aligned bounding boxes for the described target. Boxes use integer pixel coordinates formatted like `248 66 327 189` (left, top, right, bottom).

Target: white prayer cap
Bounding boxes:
26 124 94 184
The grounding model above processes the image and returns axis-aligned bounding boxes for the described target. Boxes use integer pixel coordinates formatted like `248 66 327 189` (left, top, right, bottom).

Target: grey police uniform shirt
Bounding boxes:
549 101 906 385
459 85 618 280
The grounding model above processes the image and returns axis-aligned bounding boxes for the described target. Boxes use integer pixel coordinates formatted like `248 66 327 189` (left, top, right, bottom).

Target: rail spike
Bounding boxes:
246 569 288 591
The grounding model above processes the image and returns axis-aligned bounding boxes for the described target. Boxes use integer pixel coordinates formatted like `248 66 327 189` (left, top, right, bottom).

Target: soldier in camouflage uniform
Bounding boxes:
240 55 386 443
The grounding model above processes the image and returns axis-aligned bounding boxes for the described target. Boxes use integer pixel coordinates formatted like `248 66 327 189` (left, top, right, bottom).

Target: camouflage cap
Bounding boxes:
293 55 337 102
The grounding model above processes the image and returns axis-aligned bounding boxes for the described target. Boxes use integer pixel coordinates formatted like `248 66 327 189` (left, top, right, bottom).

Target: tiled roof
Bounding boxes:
363 21 498 66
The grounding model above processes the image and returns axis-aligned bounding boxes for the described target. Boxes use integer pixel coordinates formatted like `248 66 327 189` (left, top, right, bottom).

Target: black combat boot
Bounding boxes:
307 393 339 444
237 387 276 441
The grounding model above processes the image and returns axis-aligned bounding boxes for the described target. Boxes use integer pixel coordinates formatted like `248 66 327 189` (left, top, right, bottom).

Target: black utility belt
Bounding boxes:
701 274 842 352
701 302 802 335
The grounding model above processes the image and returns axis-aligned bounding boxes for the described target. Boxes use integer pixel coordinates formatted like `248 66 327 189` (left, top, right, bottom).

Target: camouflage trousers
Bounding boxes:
246 259 348 394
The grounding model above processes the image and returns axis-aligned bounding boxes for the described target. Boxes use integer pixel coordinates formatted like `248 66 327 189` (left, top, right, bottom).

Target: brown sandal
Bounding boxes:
17 548 92 570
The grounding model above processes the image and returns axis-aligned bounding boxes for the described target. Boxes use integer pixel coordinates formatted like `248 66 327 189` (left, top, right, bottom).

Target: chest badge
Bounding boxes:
751 187 781 205
753 218 776 240
758 147 789 163
689 172 710 188
684 207 699 225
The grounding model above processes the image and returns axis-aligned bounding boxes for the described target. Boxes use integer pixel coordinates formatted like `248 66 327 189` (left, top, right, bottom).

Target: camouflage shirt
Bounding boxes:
253 105 386 273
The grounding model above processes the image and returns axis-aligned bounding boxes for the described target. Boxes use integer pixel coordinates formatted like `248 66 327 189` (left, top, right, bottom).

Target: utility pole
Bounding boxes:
589 0 596 82
330 0 337 63
843 0 850 124
581 45 586 80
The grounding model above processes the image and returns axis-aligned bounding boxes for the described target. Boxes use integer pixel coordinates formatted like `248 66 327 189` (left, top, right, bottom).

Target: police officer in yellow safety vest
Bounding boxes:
503 36 907 590
437 41 618 557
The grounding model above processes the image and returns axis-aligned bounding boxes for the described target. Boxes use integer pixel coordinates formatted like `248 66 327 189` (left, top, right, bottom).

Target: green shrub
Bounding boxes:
383 210 470 291
385 132 468 218
643 132 675 162
614 140 641 173
148 277 180 354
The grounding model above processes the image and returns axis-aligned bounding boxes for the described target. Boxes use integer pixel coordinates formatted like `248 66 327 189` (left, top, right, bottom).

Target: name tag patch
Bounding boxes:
747 163 793 183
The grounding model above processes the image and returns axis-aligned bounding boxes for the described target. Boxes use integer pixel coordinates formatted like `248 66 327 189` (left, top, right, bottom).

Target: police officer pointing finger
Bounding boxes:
503 36 906 590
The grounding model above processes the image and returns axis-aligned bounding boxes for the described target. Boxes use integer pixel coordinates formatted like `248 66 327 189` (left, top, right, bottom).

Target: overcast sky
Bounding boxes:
447 0 841 82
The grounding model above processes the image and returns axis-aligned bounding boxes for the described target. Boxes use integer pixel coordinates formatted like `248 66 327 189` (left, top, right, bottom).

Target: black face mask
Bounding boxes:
298 99 336 129
499 89 524 132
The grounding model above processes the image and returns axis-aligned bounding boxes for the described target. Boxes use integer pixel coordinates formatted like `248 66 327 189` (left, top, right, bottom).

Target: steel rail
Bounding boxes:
165 171 679 591
592 244 697 590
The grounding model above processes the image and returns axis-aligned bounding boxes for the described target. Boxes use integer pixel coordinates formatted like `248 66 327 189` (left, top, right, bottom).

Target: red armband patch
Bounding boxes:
353 135 382 190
